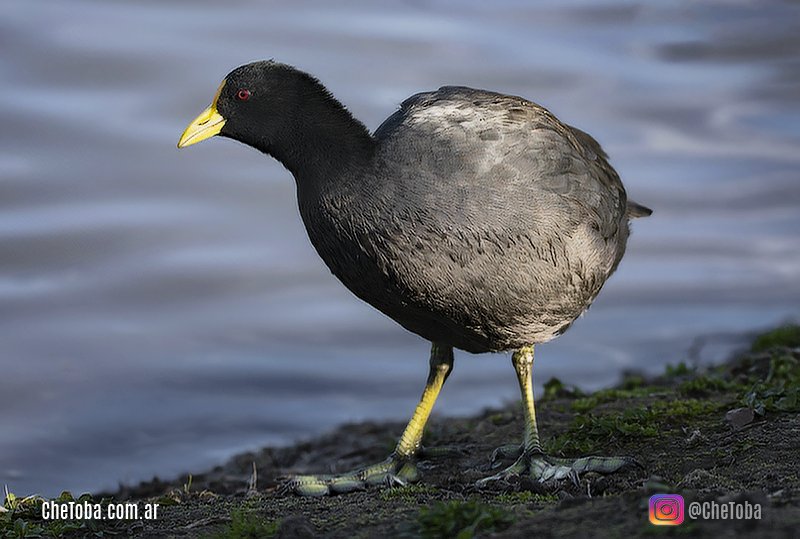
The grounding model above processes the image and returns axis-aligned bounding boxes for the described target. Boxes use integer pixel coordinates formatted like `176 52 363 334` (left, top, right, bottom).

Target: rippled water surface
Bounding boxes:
1 0 798 496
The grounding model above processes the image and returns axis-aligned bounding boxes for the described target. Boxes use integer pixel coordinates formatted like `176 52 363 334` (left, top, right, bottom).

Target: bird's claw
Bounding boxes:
477 450 635 488
280 454 420 497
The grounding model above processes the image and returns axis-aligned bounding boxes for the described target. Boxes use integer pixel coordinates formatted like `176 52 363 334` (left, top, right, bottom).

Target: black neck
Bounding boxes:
259 92 375 186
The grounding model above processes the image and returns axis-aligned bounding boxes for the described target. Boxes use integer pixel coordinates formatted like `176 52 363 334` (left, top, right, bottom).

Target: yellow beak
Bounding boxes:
177 80 227 148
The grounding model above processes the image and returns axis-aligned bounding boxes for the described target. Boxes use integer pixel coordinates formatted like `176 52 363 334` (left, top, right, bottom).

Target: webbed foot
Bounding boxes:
282 452 420 497
478 448 635 487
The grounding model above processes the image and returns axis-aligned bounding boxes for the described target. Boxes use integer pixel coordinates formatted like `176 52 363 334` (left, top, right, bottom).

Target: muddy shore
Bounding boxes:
3 325 799 538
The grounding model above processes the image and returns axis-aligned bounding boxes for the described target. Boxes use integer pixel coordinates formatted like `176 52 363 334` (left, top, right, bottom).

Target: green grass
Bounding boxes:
378 483 438 502
547 399 723 455
742 353 800 415
209 508 279 539
545 407 659 454
751 324 800 352
417 500 514 539
570 386 667 413
620 374 646 390
541 377 584 400
492 491 558 505
664 362 693 378
677 375 737 397
651 398 723 417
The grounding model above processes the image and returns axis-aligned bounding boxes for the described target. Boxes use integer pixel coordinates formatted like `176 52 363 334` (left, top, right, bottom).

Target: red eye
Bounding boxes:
236 88 251 101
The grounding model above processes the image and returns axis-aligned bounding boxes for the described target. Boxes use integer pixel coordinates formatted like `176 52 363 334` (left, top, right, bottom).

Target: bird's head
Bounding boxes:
178 60 373 181
177 60 309 151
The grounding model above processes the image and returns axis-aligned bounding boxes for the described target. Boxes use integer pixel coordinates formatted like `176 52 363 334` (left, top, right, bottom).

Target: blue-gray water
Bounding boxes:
1 0 798 497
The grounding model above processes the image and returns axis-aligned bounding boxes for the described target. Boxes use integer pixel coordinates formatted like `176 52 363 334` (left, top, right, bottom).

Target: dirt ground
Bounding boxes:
4 326 799 538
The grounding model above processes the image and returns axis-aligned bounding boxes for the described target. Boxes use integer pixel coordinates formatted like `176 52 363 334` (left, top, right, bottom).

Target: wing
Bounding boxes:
373 86 628 241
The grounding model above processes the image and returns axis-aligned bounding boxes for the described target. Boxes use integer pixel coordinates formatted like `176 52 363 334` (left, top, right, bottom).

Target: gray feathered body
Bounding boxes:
298 87 636 353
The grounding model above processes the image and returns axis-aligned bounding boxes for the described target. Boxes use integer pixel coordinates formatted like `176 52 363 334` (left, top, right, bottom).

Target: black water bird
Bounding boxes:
179 61 651 496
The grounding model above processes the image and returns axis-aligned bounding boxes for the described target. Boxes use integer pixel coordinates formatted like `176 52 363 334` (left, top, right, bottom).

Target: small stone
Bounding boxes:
725 407 754 430
276 515 317 539
644 475 672 493
685 429 705 445
557 493 588 510
679 469 715 490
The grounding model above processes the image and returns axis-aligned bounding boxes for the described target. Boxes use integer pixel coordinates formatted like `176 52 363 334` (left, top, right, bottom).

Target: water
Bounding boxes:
1 0 798 497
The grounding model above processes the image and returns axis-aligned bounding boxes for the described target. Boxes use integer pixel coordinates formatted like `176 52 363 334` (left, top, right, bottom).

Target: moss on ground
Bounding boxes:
751 324 800 352
378 484 439 502
491 491 558 505
677 375 739 397
416 500 514 539
741 351 800 415
570 386 667 412
207 508 279 539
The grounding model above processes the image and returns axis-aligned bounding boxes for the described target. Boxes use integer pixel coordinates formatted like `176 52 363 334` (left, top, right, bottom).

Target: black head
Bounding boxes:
178 61 371 172
218 61 317 150
178 61 306 150
178 61 375 181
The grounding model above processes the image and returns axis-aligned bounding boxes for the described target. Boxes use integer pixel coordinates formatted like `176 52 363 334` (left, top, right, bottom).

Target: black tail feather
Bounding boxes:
626 200 652 218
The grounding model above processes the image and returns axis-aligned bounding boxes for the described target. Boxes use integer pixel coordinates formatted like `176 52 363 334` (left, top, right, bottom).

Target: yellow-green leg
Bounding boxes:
477 346 635 487
284 343 454 496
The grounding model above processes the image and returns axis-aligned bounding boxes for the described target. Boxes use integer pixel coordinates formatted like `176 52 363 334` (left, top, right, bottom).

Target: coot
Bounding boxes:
179 61 651 496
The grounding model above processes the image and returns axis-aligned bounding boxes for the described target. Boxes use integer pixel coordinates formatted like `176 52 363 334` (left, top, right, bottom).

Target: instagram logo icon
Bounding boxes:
649 494 684 526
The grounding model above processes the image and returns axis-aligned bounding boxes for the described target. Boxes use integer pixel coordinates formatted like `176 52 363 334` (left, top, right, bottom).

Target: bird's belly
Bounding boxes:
337 258 605 353
305 212 624 353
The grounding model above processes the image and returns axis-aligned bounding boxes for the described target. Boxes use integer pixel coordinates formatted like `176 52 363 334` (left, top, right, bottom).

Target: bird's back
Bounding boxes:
373 86 627 232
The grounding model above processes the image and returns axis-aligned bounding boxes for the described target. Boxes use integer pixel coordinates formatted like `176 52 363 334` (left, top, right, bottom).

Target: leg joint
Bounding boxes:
429 343 454 378
512 345 534 372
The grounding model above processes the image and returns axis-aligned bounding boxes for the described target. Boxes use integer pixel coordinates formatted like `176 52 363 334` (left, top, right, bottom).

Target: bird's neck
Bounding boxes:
261 94 375 187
